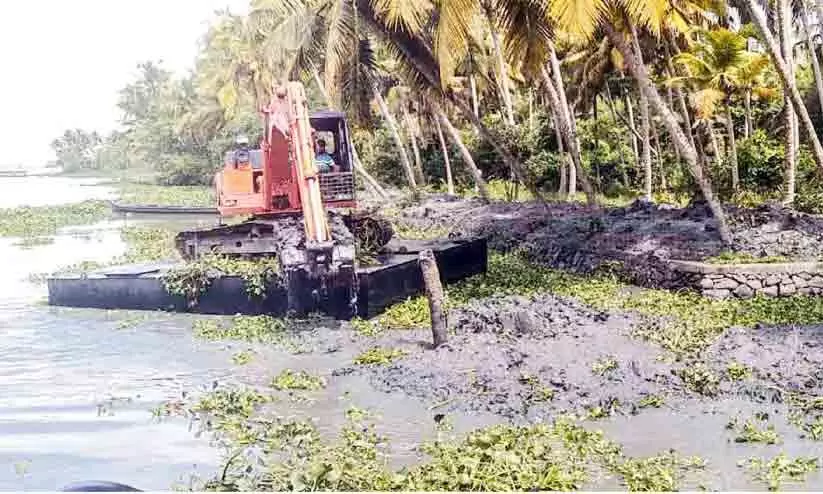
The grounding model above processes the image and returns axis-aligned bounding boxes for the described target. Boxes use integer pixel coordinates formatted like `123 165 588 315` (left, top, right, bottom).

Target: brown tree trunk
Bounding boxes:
372 81 417 189
605 22 732 244
652 121 667 190
743 90 753 139
542 67 597 205
434 116 455 195
625 92 641 164
778 0 799 204
631 26 653 201
554 111 569 195
747 0 823 182
419 249 447 348
402 106 426 185
801 3 823 122
548 41 582 199
725 103 739 190
485 5 516 127
435 106 490 201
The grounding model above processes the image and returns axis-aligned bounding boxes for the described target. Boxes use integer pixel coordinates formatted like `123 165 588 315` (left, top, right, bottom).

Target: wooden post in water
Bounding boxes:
419 249 447 347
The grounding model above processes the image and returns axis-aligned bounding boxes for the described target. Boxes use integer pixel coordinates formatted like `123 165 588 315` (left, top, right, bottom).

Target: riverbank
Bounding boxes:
8 179 823 490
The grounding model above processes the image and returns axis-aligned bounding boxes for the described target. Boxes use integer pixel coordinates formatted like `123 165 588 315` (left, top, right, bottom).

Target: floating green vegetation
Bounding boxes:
727 417 781 444
162 254 280 304
192 315 300 351
447 251 823 355
270 369 326 391
613 451 706 491
705 251 790 264
354 347 407 365
676 364 720 397
231 350 255 365
392 222 450 240
204 406 702 492
519 372 555 402
376 296 431 329
740 454 819 491
349 317 381 336
119 226 178 263
117 183 213 207
0 200 109 238
12 236 55 248
637 394 665 409
591 356 619 376
726 361 753 381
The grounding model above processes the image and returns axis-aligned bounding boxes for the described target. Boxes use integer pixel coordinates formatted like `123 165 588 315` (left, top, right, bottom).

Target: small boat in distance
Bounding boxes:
108 201 218 215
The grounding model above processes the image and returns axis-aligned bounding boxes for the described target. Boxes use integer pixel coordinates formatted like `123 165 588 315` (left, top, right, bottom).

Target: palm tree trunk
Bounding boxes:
469 73 480 118
372 81 417 189
725 103 739 190
630 25 653 200
402 107 426 185
625 91 641 164
485 7 516 126
310 63 387 199
664 34 699 153
541 66 596 205
778 0 799 204
434 116 455 195
652 122 667 190
801 3 823 121
747 0 823 180
552 107 569 195
434 106 490 201
708 123 722 165
605 22 732 244
548 41 591 202
743 90 753 139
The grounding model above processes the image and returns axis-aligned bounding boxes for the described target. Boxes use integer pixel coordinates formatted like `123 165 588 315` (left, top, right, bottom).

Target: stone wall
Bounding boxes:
668 260 823 300
532 244 823 300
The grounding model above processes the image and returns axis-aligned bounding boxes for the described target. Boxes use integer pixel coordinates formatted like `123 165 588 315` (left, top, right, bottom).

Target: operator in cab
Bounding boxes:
232 135 251 169
314 138 339 173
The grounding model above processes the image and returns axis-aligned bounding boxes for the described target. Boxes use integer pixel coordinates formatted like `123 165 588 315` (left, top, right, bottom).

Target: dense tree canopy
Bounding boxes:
54 0 823 242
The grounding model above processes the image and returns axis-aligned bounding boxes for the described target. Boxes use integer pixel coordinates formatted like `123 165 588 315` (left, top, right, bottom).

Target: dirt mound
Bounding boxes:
361 294 683 420
387 195 823 265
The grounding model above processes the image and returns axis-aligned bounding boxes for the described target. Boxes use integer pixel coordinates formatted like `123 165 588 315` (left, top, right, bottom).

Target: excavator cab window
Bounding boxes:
309 111 355 202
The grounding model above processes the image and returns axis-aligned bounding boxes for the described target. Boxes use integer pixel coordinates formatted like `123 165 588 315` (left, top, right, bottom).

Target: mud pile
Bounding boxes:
391 195 823 263
361 293 685 420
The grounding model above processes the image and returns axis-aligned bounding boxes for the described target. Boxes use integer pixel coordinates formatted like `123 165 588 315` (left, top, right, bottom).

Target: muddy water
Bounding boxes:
0 177 498 490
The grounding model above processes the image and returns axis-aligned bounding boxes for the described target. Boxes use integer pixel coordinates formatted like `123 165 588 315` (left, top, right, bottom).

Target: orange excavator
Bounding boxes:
174 81 393 315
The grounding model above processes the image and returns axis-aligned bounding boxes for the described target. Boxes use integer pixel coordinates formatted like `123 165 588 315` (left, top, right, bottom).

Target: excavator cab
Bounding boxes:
310 110 355 204
214 110 356 217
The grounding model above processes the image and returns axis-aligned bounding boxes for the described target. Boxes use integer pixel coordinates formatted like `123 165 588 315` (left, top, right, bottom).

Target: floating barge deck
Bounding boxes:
46 237 487 319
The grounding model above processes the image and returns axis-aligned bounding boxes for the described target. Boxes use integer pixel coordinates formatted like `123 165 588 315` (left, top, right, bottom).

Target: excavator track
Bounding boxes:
173 211 393 316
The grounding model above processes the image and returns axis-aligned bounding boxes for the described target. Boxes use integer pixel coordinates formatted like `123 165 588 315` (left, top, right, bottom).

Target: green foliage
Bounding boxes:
736 130 784 192
676 364 720 396
0 200 109 238
740 454 819 491
353 347 407 365
192 315 299 352
726 361 752 380
705 251 789 264
161 254 280 304
116 183 213 206
612 452 705 491
591 356 619 376
637 394 665 408
271 369 326 391
50 129 103 171
231 350 255 365
727 417 781 445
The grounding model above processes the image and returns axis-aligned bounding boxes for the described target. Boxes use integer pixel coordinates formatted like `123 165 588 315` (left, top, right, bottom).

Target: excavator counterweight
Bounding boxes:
174 81 393 316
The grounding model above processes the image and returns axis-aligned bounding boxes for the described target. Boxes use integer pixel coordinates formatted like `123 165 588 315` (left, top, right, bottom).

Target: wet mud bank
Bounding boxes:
387 195 823 295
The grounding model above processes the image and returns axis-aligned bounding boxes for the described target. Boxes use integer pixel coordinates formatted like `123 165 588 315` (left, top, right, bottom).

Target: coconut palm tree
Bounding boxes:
744 0 823 187
674 27 756 190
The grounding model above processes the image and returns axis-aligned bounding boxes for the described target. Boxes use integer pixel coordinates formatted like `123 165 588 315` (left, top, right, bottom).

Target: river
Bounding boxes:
0 176 235 490
0 176 500 491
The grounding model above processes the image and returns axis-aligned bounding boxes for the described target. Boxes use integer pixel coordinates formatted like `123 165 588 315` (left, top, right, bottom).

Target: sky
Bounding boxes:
0 0 248 168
